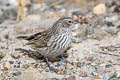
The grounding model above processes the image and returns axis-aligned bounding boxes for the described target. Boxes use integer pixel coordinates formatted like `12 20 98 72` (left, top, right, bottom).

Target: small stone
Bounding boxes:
105 15 118 22
77 62 84 67
20 68 44 80
104 69 111 72
65 64 72 69
93 0 100 6
9 61 14 64
53 61 58 65
46 78 59 80
72 32 77 36
24 55 29 59
117 24 120 28
13 72 21 76
93 3 106 15
114 65 120 72
26 15 41 21
116 72 120 78
0 51 6 58
57 70 64 75
1 54 13 61
35 0 43 3
107 46 117 51
72 11 83 16
105 64 112 68
106 22 115 27
23 64 29 69
86 26 94 35
12 53 20 59
25 0 31 8
64 76 76 80
101 72 116 80
64 69 71 75
79 70 88 77
3 61 11 70
33 64 38 68
117 32 120 38
17 65 21 68
94 58 103 64
114 5 120 12
94 74 102 79
72 62 77 67
87 56 93 61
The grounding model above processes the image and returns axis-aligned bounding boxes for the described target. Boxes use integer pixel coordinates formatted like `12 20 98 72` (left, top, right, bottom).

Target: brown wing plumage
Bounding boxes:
17 29 53 47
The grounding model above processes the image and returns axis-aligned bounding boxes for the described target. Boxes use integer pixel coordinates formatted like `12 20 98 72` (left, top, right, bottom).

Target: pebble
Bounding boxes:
0 50 6 58
3 61 11 70
105 64 112 68
64 69 71 75
77 62 84 68
11 53 21 59
25 15 41 21
20 68 45 80
93 3 107 15
23 64 30 69
116 72 120 78
94 58 103 64
117 32 120 38
65 64 72 69
46 78 60 80
107 46 117 51
9 61 14 64
101 72 116 80
114 5 120 13
13 72 21 76
105 15 119 22
94 74 102 79
1 54 13 61
86 26 94 35
104 69 111 73
117 24 120 28
72 10 83 16
64 76 76 80
106 22 115 27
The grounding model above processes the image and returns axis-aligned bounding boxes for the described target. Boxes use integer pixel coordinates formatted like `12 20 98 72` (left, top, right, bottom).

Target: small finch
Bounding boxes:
17 17 79 61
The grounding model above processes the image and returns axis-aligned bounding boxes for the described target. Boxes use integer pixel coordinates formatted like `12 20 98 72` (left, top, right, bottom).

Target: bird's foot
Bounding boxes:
44 57 59 72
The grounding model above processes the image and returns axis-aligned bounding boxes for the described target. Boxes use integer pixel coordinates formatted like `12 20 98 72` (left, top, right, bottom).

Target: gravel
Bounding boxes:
0 0 120 80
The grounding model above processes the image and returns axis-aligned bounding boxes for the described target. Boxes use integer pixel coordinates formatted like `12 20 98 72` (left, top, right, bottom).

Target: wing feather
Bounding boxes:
17 30 52 47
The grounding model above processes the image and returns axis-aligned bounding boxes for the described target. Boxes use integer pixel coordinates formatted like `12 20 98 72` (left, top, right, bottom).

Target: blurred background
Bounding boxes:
0 0 118 22
0 0 120 80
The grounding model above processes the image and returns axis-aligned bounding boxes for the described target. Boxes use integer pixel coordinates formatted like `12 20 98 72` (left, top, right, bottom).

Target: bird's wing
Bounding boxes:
17 30 52 47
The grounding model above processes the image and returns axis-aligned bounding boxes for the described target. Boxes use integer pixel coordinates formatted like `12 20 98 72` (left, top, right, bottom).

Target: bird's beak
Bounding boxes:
74 20 80 24
72 21 80 30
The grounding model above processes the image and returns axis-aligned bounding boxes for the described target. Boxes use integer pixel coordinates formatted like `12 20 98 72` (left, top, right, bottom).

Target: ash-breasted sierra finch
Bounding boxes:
17 17 80 61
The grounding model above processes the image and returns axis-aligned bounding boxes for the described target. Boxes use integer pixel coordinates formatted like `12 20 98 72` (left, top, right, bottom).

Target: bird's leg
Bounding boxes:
44 57 50 67
44 57 58 72
60 53 71 64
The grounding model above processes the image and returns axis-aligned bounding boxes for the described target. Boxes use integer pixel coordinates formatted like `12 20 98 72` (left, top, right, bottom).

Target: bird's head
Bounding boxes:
53 17 80 30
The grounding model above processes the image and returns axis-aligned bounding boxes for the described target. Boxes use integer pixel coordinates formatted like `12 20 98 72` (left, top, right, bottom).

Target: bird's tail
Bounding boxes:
16 36 29 40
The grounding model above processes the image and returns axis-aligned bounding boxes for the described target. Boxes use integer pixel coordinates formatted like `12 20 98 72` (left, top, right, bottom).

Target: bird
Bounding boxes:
17 17 79 61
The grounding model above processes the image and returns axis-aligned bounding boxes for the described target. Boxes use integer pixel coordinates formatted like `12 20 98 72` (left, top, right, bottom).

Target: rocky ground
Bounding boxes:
0 0 120 80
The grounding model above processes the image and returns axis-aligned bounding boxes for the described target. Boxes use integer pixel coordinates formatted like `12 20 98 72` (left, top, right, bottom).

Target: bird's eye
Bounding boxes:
68 20 72 23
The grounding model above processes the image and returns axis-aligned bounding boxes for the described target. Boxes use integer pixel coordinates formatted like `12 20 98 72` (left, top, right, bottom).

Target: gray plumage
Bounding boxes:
17 17 79 60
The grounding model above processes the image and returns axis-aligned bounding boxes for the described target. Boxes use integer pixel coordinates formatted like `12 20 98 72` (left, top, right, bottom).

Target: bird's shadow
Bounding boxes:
15 48 70 72
15 48 68 61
